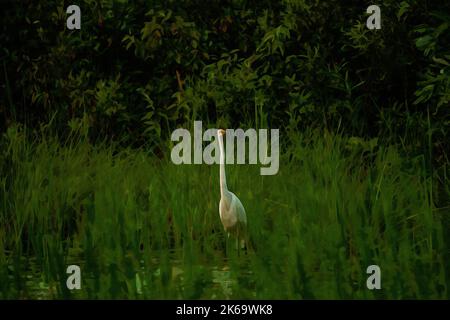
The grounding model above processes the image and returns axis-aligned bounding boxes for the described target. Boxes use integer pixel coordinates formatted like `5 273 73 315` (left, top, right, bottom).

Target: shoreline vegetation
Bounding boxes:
0 1 449 299
0 125 448 299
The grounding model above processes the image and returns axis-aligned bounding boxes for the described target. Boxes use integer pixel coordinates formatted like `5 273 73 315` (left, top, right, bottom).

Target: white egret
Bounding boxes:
217 129 247 251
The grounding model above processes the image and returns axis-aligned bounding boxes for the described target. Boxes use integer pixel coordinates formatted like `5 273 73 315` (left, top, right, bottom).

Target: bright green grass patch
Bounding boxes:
0 126 448 299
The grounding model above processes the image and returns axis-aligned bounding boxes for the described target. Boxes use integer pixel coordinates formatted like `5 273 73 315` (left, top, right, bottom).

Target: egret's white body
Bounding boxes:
219 190 247 234
217 129 247 248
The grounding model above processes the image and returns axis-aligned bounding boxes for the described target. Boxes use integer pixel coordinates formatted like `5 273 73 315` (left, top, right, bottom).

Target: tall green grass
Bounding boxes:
0 125 448 299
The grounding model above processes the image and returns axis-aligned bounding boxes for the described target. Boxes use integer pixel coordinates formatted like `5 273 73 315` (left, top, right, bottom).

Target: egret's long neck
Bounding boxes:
218 134 228 196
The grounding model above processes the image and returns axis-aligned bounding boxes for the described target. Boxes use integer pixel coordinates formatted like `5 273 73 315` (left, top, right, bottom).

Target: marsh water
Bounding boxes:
4 247 257 299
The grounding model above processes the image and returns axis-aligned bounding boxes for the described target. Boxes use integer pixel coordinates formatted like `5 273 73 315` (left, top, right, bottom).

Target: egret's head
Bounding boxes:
218 129 226 137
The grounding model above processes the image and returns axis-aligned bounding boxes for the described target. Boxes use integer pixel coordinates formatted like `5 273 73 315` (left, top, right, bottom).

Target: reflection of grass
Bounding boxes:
0 126 448 299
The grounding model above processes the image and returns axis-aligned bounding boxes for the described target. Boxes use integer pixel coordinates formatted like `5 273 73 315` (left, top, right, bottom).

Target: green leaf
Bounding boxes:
397 2 410 20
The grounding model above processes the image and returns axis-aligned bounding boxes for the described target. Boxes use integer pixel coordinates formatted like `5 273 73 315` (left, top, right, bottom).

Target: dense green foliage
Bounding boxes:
1 1 449 153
